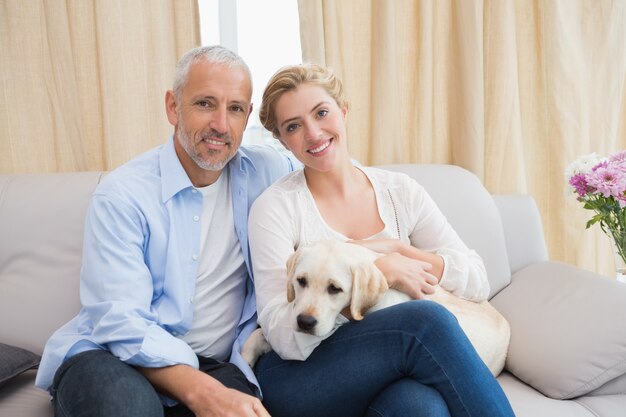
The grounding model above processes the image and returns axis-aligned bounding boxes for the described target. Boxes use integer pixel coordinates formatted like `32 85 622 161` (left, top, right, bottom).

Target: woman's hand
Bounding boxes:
350 239 445 290
373 252 439 299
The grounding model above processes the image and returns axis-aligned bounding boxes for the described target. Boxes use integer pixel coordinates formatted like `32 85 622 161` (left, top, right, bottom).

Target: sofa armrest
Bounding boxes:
492 195 548 274
490 261 626 400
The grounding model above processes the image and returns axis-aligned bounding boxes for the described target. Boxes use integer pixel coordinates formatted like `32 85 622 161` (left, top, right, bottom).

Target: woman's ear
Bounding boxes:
165 90 179 126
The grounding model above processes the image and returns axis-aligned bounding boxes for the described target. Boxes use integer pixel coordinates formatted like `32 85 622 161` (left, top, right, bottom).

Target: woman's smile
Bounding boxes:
308 139 333 155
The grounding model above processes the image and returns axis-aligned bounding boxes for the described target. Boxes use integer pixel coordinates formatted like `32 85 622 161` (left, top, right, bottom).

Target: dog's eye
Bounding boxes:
328 284 343 295
297 277 307 287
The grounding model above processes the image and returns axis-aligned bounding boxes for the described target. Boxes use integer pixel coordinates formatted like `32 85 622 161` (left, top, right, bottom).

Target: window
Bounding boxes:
198 0 302 147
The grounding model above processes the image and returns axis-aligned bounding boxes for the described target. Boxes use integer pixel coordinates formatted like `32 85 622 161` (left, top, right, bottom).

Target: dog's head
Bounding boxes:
285 240 388 336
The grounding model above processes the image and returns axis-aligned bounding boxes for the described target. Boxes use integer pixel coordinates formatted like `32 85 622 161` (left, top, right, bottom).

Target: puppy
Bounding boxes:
242 240 510 376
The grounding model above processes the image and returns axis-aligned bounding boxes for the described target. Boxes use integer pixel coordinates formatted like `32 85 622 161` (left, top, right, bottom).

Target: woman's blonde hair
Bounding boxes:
259 63 348 138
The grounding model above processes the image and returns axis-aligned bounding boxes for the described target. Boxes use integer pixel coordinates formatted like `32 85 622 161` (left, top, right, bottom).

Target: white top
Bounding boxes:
248 167 489 360
180 171 247 361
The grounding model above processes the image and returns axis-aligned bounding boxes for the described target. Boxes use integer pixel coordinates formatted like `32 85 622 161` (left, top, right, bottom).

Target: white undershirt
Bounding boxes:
180 170 247 361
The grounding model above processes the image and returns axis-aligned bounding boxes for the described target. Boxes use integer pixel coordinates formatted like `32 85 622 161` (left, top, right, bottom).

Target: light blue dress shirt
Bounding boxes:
35 137 295 401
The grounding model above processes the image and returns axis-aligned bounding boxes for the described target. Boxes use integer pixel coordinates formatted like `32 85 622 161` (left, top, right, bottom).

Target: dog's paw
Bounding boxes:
241 328 272 368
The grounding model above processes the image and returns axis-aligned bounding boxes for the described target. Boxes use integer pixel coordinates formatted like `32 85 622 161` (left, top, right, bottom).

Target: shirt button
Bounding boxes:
189 297 193 304
191 189 198 193
192 254 198 261
193 215 199 222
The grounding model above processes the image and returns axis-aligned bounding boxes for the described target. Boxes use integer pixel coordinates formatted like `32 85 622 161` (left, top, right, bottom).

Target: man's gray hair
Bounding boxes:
172 45 252 100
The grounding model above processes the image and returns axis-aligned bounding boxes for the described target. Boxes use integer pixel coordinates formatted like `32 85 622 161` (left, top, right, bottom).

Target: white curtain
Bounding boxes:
0 0 200 173
298 0 626 277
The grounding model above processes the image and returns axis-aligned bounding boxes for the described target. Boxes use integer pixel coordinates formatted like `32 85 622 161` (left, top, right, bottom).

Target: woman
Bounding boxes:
247 64 514 417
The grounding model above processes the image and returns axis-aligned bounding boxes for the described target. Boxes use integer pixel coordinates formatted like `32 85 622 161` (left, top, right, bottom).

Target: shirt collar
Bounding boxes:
160 135 194 203
159 135 256 202
228 145 257 176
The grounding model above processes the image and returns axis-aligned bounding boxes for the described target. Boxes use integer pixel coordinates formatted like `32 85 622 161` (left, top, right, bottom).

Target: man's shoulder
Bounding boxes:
240 144 293 166
96 145 163 200
237 144 298 187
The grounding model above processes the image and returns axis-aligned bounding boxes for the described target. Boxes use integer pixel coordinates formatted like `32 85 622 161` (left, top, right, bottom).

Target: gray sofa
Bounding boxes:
1 164 625 416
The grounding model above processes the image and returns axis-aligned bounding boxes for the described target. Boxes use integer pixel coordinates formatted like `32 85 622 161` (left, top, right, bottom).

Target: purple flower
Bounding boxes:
569 173 590 197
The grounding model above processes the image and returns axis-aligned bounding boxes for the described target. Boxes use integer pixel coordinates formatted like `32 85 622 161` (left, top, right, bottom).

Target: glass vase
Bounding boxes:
609 230 626 283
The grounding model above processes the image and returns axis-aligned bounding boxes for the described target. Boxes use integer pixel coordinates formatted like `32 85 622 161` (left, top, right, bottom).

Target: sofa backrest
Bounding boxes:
0 164 512 354
377 164 512 297
0 172 103 354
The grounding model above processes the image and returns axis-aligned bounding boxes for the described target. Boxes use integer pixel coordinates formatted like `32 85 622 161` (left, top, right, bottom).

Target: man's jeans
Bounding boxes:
255 300 515 417
51 350 257 417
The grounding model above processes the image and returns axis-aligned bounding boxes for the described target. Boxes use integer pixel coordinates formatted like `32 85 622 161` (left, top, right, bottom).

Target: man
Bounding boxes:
35 46 295 417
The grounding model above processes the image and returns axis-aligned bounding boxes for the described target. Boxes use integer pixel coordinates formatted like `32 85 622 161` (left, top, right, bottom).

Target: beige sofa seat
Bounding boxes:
1 166 625 417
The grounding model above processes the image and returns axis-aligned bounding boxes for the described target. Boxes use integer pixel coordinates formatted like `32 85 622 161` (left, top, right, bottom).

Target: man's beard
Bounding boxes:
176 118 234 172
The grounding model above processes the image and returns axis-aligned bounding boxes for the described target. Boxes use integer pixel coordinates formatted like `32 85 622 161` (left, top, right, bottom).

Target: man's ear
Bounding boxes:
165 90 179 126
349 262 388 320
285 249 301 302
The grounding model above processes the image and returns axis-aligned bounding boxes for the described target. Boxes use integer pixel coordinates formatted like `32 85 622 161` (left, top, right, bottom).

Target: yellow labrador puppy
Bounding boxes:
243 240 510 376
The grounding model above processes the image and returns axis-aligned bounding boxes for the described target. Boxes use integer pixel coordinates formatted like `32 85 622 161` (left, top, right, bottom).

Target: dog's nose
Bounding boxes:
297 314 318 332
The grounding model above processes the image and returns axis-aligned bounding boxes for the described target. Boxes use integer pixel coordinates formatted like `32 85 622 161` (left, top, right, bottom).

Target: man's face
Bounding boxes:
166 60 252 186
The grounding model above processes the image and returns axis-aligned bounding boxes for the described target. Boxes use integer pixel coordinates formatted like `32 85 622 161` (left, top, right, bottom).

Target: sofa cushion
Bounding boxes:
0 344 40 387
0 369 52 417
0 172 103 354
491 261 626 399
497 372 596 417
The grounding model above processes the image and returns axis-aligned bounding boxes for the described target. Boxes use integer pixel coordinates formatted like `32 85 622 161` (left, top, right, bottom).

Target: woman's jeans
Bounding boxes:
255 300 515 417
50 350 258 417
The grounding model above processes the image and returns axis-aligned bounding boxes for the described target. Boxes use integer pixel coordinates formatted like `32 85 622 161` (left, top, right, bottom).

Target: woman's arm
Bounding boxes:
403 177 490 301
352 171 489 302
248 187 333 360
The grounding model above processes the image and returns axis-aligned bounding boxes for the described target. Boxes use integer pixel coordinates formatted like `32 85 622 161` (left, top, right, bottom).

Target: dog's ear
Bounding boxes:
349 261 388 320
285 248 301 303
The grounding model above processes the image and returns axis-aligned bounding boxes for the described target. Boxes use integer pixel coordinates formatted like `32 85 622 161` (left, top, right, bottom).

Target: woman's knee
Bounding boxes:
366 378 451 417
386 300 459 331
368 300 470 351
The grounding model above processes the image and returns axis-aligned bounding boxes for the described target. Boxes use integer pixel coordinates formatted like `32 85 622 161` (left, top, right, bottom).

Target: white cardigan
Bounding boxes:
248 166 489 360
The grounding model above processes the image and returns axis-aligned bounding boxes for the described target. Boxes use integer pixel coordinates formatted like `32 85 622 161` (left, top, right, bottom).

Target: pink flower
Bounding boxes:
609 151 626 163
586 165 626 199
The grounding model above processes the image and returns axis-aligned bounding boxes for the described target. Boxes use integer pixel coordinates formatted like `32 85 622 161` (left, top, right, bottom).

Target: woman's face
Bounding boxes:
274 83 348 172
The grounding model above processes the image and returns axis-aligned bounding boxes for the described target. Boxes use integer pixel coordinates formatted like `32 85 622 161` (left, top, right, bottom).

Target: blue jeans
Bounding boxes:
50 349 258 417
255 300 514 417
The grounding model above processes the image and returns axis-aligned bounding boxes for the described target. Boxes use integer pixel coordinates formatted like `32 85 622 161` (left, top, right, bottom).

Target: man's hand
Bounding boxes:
374 252 438 300
188 384 270 417
138 364 270 417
